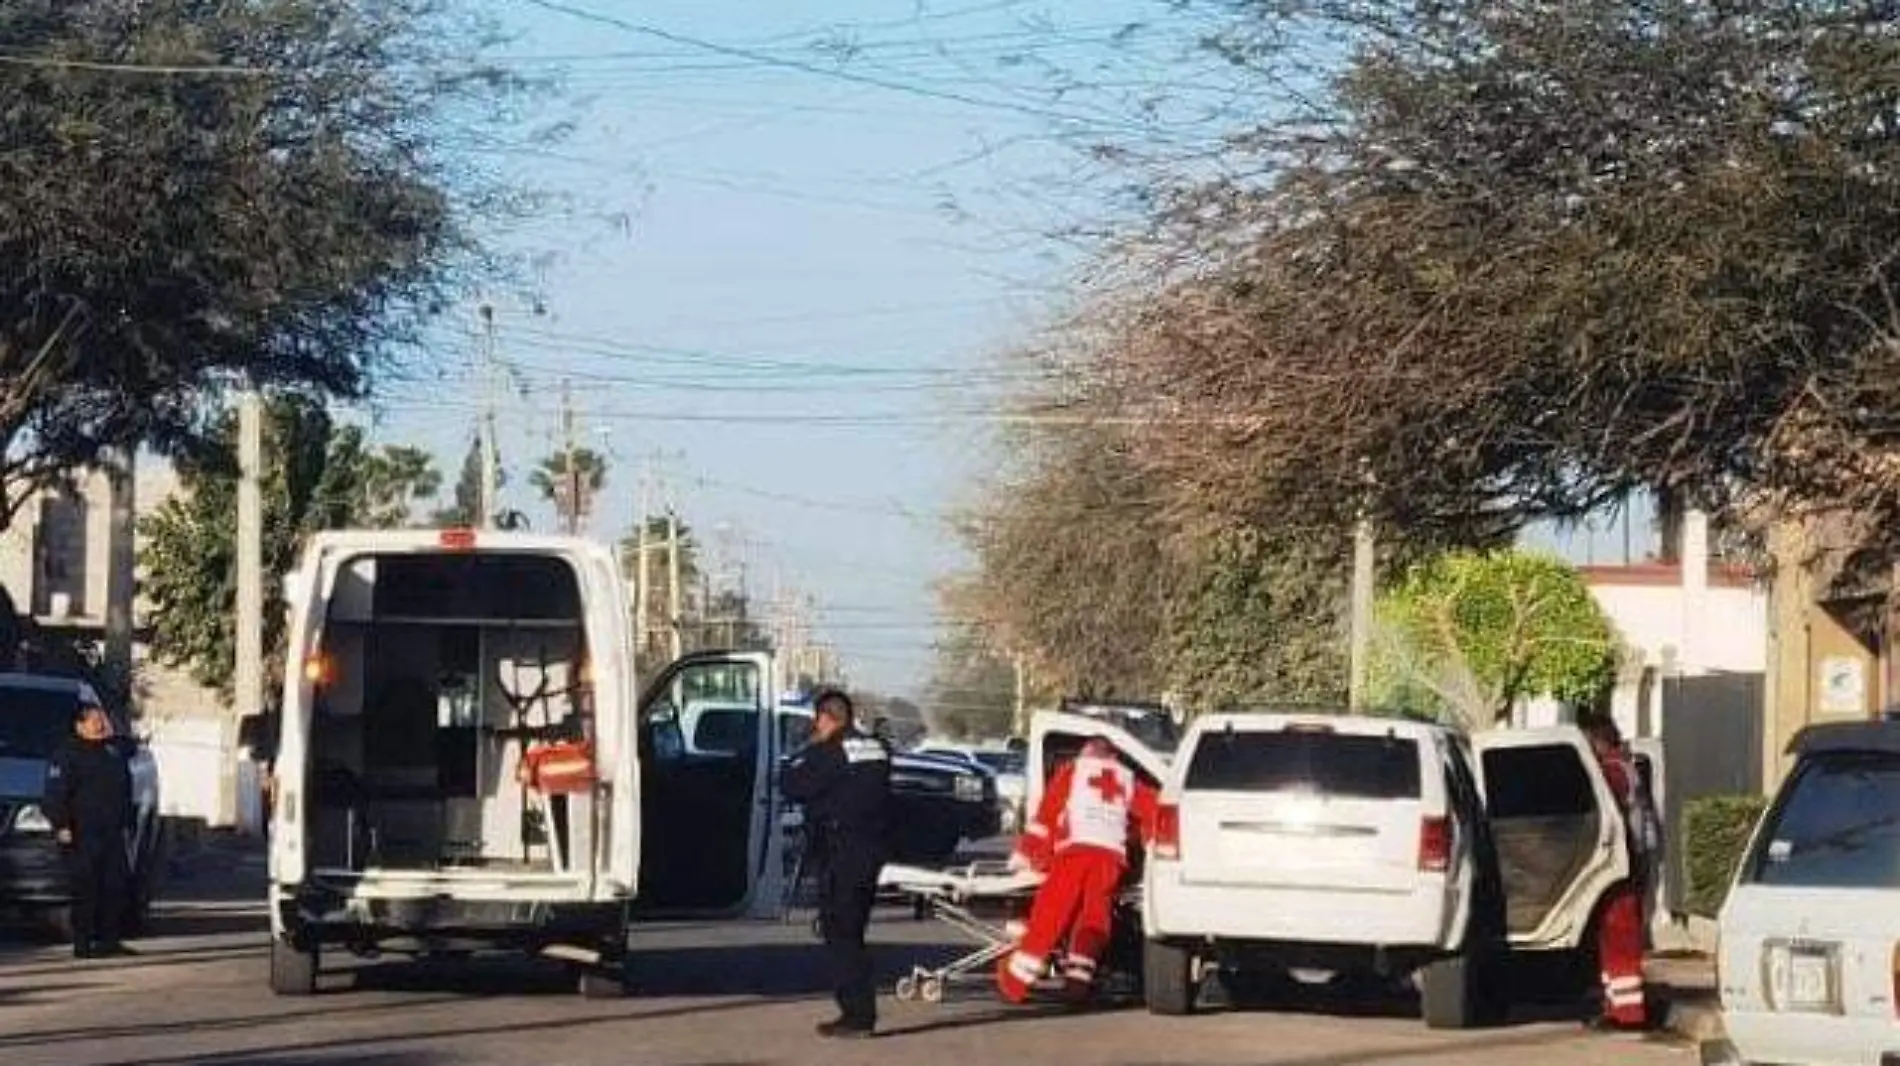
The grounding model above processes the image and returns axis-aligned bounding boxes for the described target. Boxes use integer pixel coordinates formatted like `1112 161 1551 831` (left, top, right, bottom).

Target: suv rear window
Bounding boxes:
1482 746 1596 820
0 686 78 760
1185 730 1422 799
1746 751 1900 889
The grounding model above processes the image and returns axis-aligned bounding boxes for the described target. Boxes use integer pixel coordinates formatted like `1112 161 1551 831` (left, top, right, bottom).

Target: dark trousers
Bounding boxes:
817 849 883 1028
67 834 129 951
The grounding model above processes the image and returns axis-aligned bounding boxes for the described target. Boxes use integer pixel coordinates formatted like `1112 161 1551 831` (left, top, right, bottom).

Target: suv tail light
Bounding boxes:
1153 803 1181 860
1418 816 1452 873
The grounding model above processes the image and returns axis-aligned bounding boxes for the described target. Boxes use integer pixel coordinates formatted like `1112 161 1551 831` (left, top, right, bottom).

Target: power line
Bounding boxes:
515 0 1150 132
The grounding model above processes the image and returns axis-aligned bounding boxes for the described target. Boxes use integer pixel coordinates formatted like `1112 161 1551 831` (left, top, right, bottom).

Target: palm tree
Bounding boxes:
530 447 608 532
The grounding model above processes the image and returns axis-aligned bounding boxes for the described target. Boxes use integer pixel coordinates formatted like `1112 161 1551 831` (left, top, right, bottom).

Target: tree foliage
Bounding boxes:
139 396 440 698
1044 0 1900 583
0 0 536 526
923 624 1018 740
1373 550 1617 729
531 447 608 530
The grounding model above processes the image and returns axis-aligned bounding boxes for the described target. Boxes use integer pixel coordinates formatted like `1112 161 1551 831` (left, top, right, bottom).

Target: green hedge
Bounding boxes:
1684 794 1770 918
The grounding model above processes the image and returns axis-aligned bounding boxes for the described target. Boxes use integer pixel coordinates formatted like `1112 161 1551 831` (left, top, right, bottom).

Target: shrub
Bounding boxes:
1684 794 1770 918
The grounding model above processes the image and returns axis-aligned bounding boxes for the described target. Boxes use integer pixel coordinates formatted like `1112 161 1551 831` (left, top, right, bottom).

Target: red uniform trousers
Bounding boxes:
1596 881 1648 1028
997 846 1124 1004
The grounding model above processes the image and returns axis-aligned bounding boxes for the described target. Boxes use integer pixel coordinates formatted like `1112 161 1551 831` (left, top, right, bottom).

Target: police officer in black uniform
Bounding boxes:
43 701 135 959
783 689 891 1038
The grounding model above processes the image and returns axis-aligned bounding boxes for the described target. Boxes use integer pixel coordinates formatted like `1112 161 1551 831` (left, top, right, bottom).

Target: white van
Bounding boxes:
268 529 786 996
1027 711 1644 1028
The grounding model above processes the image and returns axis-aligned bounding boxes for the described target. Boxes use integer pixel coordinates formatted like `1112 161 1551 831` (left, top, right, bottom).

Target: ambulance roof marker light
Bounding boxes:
439 528 478 551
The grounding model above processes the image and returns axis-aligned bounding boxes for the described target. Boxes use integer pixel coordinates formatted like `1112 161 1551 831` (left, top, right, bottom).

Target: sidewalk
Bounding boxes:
1648 952 1721 1044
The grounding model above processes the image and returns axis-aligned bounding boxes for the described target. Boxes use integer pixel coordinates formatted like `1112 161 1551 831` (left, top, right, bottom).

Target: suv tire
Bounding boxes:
1143 939 1198 1016
270 938 319 996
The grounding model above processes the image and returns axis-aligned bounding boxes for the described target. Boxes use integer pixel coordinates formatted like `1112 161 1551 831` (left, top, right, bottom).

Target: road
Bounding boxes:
0 846 1691 1066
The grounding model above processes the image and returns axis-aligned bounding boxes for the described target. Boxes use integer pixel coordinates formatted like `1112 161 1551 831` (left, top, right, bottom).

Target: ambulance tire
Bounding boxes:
270 938 319 996
1143 940 1198 1016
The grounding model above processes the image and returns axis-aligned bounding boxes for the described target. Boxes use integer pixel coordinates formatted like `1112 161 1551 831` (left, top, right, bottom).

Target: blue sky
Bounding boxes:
366 1 1200 695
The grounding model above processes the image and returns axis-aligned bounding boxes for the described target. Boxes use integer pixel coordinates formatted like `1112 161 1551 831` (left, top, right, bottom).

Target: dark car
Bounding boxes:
774 705 998 865
0 674 165 934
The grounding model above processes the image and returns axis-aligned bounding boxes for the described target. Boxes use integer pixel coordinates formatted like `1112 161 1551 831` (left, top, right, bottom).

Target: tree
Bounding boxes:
924 625 1018 740
0 1 535 523
1041 0 1900 586
1372 550 1618 730
139 396 440 698
531 447 608 532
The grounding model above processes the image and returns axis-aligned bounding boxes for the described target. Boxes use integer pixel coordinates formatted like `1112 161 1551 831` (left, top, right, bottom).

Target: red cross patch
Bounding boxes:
1087 766 1126 804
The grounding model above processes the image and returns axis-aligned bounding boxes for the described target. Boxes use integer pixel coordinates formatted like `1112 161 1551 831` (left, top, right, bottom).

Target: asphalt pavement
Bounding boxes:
0 837 1694 1066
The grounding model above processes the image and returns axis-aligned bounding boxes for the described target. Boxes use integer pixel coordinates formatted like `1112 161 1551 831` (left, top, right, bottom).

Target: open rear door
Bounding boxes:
269 542 342 896
632 650 779 917
1472 727 1630 950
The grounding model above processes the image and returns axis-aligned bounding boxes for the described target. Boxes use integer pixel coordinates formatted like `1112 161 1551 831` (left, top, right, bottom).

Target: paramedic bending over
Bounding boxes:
782 689 892 1039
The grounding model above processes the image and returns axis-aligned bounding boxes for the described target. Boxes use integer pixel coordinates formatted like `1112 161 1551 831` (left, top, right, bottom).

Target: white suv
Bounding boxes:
1706 721 1900 1066
1059 711 1642 1028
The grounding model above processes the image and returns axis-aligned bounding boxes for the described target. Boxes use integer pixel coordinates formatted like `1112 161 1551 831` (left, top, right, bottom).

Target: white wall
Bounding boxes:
1593 578 1767 740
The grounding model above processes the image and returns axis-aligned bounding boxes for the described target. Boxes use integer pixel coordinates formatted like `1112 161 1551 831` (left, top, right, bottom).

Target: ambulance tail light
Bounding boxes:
1418 816 1452 873
1153 803 1181 861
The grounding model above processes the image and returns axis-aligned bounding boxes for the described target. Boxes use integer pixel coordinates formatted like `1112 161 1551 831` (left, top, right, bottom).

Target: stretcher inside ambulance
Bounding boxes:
268 529 788 997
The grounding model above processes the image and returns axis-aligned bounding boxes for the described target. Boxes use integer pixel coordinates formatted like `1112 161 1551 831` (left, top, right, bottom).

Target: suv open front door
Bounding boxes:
1471 727 1630 950
632 650 782 917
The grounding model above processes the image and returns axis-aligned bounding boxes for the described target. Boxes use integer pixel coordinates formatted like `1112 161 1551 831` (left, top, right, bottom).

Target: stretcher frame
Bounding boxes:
878 861 1043 1004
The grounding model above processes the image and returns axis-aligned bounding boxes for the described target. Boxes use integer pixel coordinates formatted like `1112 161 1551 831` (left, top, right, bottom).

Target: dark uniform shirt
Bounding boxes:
43 737 134 842
783 729 892 866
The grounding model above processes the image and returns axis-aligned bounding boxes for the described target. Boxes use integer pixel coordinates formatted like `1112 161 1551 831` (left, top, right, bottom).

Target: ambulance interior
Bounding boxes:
306 551 595 876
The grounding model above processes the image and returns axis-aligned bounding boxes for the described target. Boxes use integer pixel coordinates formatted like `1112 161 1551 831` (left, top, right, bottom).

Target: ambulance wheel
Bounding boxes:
269 938 319 996
1143 940 1198 1016
894 975 919 1002
920 977 945 1004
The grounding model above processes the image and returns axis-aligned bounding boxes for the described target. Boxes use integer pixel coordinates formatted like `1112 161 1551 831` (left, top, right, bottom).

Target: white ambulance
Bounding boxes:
267 528 786 996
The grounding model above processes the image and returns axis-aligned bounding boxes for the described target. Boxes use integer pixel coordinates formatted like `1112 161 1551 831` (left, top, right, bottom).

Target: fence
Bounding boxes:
1656 671 1765 915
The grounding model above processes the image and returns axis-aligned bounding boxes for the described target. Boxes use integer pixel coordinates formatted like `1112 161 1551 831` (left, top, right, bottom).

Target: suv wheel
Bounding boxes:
269 937 320 996
1143 939 1199 1016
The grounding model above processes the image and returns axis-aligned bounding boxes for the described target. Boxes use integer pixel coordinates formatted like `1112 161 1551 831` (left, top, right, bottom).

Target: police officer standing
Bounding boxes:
783 689 891 1038
43 702 135 959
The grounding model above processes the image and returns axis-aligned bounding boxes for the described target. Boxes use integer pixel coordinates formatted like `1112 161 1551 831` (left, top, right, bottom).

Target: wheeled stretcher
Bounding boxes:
877 861 1043 1003
877 861 1145 1005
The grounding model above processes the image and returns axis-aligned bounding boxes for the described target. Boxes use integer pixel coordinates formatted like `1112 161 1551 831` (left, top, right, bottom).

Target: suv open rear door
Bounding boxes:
1471 727 1630 950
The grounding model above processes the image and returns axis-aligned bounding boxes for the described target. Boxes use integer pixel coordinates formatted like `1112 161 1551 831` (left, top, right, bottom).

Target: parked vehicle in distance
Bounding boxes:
1032 710 1648 1029
0 674 164 935
914 741 1028 834
1704 721 1900 1066
777 704 999 863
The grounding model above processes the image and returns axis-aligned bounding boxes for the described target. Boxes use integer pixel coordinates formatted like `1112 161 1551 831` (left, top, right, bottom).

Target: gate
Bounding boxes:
1656 671 1765 914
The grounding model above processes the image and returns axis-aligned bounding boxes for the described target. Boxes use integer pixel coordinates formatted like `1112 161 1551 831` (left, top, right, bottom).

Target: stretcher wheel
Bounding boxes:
894 975 919 1002
920 977 945 1004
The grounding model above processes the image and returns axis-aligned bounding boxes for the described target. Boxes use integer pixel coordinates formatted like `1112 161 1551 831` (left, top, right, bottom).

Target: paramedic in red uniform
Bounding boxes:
1583 716 1655 1031
997 738 1157 1004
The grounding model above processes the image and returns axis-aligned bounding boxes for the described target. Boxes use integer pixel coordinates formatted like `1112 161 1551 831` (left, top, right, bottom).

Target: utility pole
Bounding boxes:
634 460 650 667
1012 653 1027 739
1347 459 1377 713
1348 517 1375 713
478 304 500 529
667 510 683 660
102 446 136 686
560 378 579 535
235 392 265 727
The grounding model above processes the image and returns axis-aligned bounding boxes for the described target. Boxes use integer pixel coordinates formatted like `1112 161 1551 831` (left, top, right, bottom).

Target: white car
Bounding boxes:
1705 722 1900 1066
1028 711 1645 1028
